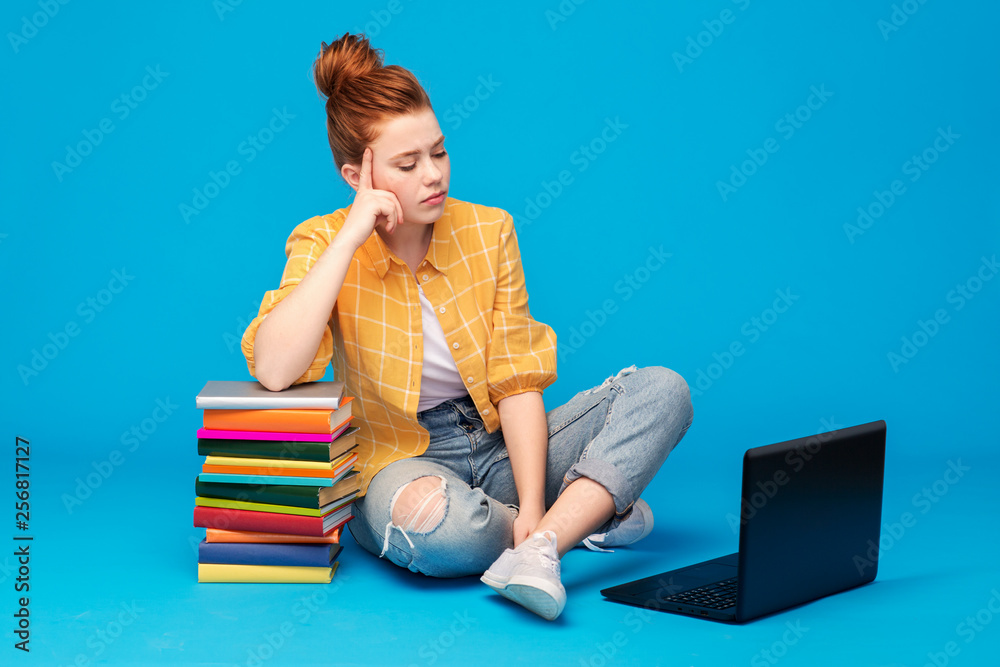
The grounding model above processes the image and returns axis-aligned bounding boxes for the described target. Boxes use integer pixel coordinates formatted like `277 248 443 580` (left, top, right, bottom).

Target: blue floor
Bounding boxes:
5 1 999 664
16 421 1000 667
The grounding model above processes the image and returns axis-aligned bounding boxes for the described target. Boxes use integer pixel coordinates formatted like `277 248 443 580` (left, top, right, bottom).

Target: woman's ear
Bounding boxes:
341 163 360 192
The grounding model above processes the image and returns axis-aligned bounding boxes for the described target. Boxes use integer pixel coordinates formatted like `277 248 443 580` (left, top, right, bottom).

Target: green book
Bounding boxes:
197 427 359 462
194 472 359 510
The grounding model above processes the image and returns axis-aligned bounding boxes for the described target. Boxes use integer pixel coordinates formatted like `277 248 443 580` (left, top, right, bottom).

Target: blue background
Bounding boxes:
3 0 998 665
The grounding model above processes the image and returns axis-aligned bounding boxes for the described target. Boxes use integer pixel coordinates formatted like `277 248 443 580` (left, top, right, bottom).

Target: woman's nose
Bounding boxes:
423 159 442 183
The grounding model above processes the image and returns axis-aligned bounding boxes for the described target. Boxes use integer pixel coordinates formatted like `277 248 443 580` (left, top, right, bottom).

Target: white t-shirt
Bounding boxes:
415 280 469 412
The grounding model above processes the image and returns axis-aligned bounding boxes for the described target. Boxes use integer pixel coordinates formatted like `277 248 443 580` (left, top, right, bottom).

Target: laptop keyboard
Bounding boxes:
663 577 738 610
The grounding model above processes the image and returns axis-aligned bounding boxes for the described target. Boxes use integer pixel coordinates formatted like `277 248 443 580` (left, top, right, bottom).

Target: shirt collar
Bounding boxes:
358 198 453 280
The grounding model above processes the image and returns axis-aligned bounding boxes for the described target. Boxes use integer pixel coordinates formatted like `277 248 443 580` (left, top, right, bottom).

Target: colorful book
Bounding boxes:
205 527 342 544
198 539 342 567
202 460 352 477
197 426 358 462
203 454 348 470
194 474 360 509
198 474 342 487
198 561 339 583
202 399 353 434
199 454 356 485
196 380 346 410
193 505 352 537
194 491 357 517
198 425 349 442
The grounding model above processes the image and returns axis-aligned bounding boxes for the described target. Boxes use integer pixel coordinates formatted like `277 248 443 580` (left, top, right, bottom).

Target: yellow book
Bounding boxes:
203 453 352 470
194 496 328 517
198 561 339 583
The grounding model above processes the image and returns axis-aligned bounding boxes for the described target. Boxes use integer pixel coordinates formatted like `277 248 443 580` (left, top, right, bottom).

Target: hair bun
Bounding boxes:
313 32 384 100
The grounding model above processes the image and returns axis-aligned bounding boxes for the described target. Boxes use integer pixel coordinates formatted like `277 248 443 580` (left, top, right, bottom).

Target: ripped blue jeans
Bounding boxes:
347 365 694 577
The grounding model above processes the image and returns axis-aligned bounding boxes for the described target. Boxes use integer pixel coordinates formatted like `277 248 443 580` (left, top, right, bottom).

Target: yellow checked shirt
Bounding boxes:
241 197 558 495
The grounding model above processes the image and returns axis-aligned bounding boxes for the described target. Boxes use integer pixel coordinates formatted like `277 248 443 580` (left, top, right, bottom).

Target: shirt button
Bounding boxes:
452 342 459 349
421 274 429 282
482 408 490 415
466 376 474 383
439 307 446 314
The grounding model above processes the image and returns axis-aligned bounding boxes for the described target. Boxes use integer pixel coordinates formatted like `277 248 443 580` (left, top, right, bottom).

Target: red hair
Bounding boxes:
312 33 433 174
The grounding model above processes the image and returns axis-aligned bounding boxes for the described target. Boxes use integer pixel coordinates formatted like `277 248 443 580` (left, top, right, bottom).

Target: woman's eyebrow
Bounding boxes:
389 135 445 161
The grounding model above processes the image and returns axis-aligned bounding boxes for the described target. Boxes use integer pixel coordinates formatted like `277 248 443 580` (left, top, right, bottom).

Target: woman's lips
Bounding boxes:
422 192 446 205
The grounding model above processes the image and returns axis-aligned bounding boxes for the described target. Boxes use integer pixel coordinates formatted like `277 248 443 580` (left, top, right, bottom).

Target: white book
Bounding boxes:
196 380 346 410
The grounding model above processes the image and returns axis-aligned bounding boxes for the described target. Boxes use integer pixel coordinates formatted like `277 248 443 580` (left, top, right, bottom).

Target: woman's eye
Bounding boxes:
399 164 416 172
433 150 447 158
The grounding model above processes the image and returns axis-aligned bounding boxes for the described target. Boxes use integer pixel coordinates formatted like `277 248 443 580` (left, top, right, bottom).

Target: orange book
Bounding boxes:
203 398 353 434
203 453 357 478
205 527 342 544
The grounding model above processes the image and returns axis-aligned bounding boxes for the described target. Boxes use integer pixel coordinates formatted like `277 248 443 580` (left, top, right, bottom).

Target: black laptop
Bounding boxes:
601 420 887 622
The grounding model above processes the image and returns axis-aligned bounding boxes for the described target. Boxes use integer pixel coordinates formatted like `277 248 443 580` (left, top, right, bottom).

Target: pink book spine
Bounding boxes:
197 423 350 442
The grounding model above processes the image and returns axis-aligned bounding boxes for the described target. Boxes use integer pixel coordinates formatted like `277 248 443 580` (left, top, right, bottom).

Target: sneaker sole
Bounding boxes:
481 572 566 621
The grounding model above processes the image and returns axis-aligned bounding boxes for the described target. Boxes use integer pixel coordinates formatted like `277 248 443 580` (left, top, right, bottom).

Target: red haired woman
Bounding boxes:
241 33 693 621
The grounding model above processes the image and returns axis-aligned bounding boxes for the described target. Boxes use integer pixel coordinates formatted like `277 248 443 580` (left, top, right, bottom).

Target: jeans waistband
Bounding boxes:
416 393 476 418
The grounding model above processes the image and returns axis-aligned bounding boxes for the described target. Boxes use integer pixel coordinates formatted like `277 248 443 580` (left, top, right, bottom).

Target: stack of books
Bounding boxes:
192 380 359 583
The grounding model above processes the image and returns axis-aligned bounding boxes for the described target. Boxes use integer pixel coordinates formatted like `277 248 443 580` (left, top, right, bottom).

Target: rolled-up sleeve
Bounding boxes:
486 212 558 404
240 216 337 385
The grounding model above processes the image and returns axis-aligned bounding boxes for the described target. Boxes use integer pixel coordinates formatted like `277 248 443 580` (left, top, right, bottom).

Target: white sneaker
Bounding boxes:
582 498 654 552
481 530 566 621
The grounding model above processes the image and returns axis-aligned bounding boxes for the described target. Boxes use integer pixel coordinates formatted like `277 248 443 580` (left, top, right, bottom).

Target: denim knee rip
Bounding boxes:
582 364 638 395
380 475 449 558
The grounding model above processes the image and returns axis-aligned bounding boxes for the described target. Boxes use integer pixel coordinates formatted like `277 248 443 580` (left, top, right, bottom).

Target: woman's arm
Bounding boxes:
253 235 357 391
254 147 404 391
497 390 549 546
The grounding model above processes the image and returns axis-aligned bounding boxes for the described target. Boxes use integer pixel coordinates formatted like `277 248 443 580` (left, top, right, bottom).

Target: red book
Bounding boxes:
193 506 352 537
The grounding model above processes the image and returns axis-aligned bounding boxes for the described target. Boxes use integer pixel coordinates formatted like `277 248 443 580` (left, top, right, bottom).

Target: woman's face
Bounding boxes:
360 107 450 226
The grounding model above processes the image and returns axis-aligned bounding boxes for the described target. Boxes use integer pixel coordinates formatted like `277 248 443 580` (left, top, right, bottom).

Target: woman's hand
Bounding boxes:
512 502 546 548
337 146 405 251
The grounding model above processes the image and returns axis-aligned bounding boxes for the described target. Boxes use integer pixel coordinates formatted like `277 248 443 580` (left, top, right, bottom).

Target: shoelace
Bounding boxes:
527 531 560 573
581 534 613 553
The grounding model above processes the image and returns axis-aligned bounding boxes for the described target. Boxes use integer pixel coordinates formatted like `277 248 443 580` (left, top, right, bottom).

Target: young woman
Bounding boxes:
240 33 693 621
